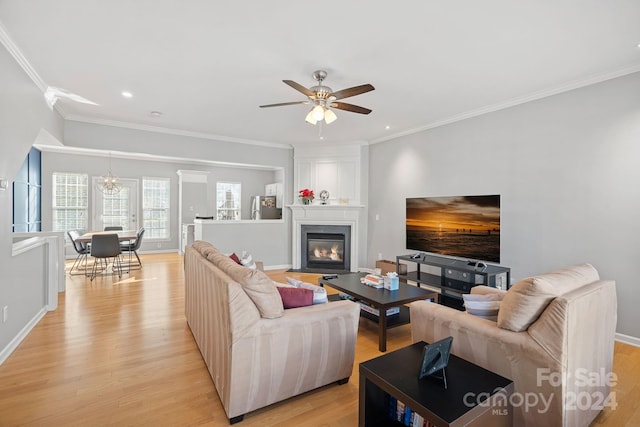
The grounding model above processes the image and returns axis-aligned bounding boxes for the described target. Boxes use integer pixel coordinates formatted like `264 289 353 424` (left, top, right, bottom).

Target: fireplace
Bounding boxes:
300 225 351 272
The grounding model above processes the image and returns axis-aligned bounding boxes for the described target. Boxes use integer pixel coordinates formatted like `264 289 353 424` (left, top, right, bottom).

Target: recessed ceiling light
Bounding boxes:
150 111 162 117
385 125 391 130
121 91 133 98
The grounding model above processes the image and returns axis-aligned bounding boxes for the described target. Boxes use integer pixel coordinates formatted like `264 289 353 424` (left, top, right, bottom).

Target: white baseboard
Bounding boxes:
0 306 48 366
139 249 179 255
263 264 292 271
615 332 640 347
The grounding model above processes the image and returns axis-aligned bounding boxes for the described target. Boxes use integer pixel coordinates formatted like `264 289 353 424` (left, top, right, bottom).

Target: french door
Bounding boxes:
92 178 139 231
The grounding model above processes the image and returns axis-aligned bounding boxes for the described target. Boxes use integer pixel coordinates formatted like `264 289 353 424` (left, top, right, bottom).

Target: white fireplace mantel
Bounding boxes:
288 204 365 271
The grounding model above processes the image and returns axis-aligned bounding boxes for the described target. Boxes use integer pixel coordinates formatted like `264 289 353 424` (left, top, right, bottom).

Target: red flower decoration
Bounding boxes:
298 188 315 204
299 188 314 198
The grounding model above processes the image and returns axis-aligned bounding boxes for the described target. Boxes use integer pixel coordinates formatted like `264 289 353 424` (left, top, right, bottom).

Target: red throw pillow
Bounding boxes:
229 253 242 264
276 287 313 309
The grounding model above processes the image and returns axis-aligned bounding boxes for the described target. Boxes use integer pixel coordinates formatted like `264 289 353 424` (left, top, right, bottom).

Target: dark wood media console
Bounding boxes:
396 253 511 310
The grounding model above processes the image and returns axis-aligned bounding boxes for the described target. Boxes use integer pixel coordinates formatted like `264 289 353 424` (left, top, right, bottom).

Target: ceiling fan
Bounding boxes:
259 70 374 125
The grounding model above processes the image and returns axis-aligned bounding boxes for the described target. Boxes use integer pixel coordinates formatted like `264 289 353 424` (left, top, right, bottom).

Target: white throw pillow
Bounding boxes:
240 251 257 269
463 293 503 321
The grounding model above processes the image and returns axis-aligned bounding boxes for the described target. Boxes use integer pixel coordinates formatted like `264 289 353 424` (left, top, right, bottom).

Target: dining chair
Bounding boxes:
89 233 124 281
104 226 124 231
67 230 91 275
120 227 145 269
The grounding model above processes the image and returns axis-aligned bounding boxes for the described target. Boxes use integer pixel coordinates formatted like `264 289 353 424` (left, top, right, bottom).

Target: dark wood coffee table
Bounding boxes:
319 272 437 352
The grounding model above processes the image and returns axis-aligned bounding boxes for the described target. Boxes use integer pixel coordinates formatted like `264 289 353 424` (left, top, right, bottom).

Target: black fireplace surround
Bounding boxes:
300 224 351 272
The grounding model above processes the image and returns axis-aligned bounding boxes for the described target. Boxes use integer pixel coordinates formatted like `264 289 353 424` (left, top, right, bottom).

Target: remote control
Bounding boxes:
322 274 338 280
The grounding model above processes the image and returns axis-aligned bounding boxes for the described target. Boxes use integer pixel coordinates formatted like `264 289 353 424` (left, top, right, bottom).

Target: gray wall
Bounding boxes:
368 71 640 339
0 42 64 353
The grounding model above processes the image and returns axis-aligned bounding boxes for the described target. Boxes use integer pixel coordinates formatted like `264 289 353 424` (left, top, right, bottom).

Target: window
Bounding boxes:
102 186 131 229
13 147 42 232
143 178 170 239
53 172 88 234
216 182 241 220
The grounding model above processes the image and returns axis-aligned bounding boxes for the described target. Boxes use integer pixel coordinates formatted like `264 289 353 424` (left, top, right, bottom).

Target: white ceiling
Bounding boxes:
1 1 640 147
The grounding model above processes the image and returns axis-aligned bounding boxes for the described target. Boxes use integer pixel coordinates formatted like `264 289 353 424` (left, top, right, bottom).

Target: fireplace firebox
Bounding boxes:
300 225 351 272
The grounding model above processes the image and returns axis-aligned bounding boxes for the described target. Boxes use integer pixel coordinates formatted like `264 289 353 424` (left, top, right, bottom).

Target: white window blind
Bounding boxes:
143 178 170 238
216 182 241 220
52 173 88 234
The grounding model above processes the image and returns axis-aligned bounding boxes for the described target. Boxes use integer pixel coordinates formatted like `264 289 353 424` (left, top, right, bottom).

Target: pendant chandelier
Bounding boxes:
96 152 121 195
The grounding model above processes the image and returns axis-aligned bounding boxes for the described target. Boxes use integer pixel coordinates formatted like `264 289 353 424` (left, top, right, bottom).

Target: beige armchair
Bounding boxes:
410 264 617 427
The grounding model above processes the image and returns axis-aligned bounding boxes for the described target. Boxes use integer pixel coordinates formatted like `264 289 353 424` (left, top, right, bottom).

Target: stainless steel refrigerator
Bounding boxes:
250 195 282 219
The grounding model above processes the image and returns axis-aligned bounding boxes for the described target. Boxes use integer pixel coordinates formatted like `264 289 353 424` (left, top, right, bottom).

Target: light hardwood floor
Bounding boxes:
0 253 637 426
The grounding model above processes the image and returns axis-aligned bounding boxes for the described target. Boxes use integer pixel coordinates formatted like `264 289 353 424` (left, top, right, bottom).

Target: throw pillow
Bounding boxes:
497 263 600 332
285 277 328 304
463 293 503 321
240 251 257 269
214 257 284 318
497 277 557 332
229 252 241 264
277 287 314 309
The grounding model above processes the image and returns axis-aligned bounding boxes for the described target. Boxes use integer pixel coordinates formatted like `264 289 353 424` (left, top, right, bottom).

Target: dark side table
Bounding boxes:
359 341 514 427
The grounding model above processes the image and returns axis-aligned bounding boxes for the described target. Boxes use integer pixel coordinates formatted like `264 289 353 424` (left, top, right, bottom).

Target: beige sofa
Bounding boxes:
184 241 360 424
410 263 617 427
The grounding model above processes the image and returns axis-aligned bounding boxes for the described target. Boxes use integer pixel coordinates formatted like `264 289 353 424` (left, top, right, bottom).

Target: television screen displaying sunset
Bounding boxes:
406 195 501 263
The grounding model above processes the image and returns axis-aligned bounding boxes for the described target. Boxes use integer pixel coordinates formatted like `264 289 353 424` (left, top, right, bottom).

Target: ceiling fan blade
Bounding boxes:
330 102 372 115
283 80 315 97
330 84 375 100
259 101 309 108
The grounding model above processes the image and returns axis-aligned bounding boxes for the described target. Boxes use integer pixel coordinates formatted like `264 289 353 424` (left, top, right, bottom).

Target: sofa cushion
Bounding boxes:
533 263 599 293
207 251 239 272
276 287 314 308
214 257 283 318
192 240 218 255
497 263 600 332
463 293 503 321
285 277 328 304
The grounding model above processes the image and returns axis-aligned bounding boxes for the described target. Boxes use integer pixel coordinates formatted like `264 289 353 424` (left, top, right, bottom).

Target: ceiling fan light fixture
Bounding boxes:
260 70 374 127
324 108 337 124
305 109 318 125
312 105 325 121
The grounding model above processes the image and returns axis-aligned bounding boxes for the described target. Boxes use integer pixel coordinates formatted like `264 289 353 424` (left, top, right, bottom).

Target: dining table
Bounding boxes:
75 230 138 244
75 230 139 277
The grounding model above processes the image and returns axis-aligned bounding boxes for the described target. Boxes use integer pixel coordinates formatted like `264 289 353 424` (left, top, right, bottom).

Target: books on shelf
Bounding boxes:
386 393 434 427
358 301 400 317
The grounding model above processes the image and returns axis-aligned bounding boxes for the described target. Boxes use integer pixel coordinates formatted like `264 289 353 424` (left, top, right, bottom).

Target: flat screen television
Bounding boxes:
406 195 501 263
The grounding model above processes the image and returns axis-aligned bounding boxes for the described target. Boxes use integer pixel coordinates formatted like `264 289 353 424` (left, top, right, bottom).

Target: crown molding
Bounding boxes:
0 21 70 118
0 21 47 92
371 63 640 145
65 115 293 150
34 144 283 171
